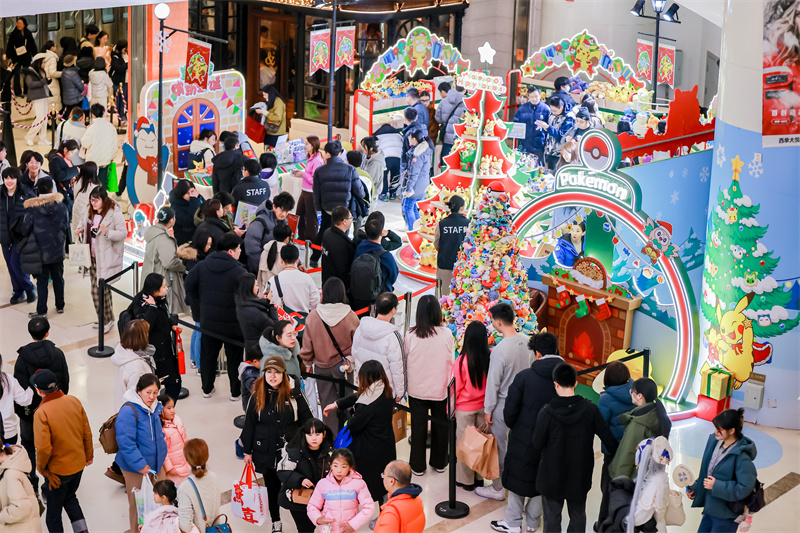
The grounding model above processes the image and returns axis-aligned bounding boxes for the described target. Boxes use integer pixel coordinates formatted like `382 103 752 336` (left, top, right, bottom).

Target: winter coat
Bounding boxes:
434 212 469 270
111 344 156 410
178 243 205 275
321 226 356 291
168 188 204 246
373 484 425 533
337 392 396 501
140 505 179 533
162 414 191 478
0 373 32 439
404 327 454 401
244 203 286 272
232 175 271 208
374 125 403 160
76 54 94 84
0 185 30 246
194 216 230 245
260 339 302 380
82 117 119 167
109 50 128 86
400 123 425 175
689 435 758 520
435 89 467 144
33 391 93 478
114 388 168 475
411 101 429 128
80 201 126 283
89 69 113 100
299 304 360 369
22 66 50 102
513 101 550 154
6 28 37 67
354 239 399 294
403 143 432 200
361 151 386 198
48 154 79 196
306 470 375 533
265 97 287 136
257 240 285 288
452 355 486 412
543 112 576 158
184 251 247 336
211 148 247 195
501 355 563 496
531 395 618 500
13 340 69 421
608 403 667 479
352 317 405 397
60 66 84 106
553 89 575 113
599 477 642 533
129 294 175 373
141 223 189 315
42 49 61 101
352 228 402 252
312 158 363 214
240 379 313 471
276 441 334 511
301 152 325 192
236 296 278 349
597 380 635 453
70 184 95 244
0 445 41 533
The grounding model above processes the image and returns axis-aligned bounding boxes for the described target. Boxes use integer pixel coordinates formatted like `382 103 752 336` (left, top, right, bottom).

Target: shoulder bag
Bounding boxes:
187 477 232 532
274 275 307 341
726 453 765 515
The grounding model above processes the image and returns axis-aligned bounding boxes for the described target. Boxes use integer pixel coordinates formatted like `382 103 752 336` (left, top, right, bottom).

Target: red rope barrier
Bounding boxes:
294 238 322 251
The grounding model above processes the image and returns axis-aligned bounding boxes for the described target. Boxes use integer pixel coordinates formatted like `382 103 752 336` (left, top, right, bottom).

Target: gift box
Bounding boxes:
696 394 730 422
700 367 733 400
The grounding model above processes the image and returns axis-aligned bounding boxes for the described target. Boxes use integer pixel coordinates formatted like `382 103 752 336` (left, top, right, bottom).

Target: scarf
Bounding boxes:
356 380 385 406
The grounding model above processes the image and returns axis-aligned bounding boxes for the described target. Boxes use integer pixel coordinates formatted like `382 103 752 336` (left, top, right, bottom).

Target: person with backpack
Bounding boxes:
434 82 466 165
140 206 189 315
320 206 355 294
232 158 270 208
269 244 319 314
257 223 292 288
351 218 398 312
243 192 295 273
187 129 216 174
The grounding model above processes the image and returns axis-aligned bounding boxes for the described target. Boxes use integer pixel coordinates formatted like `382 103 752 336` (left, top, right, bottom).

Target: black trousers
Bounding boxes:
542 493 587 533
596 452 613 527
36 261 65 315
291 508 316 533
408 396 448 472
200 333 243 396
1 101 17 166
19 418 39 495
255 467 282 524
155 354 182 402
43 470 87 533
310 210 332 262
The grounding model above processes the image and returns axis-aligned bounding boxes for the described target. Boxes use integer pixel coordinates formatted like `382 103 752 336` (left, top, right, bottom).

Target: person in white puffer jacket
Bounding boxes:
111 319 156 410
351 292 406 400
41 42 61 112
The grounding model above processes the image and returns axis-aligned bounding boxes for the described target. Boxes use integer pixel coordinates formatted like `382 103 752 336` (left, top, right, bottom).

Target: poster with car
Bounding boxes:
763 0 800 146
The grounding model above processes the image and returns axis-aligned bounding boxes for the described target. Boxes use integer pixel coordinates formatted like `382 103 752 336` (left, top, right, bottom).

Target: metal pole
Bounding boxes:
435 380 469 519
132 261 140 294
88 278 114 357
403 291 412 334
643 348 651 378
157 17 165 189
328 0 337 142
304 239 311 269
652 15 660 103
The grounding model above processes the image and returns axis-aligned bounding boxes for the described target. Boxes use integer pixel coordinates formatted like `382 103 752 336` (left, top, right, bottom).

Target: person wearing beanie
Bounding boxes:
241 354 313 532
32 369 93 533
141 206 188 315
565 106 594 144
59 55 85 118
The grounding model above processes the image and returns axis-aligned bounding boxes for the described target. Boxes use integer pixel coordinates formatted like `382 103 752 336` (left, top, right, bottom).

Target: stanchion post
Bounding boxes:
403 291 412 334
643 348 650 378
305 240 311 269
88 278 114 358
132 261 139 294
435 378 469 519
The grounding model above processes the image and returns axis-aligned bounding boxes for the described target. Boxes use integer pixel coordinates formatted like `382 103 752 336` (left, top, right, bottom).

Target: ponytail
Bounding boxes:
632 377 671 438
266 241 279 271
262 320 293 346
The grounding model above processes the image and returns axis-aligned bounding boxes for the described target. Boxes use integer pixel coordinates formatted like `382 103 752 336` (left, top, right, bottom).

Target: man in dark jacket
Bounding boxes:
310 140 363 265
232 158 270 207
243 191 294 272
513 87 550 164
20 179 69 318
405 87 429 129
184 233 247 398
321 206 355 291
60 55 85 116
353 218 398 311
491 332 564 533
14 316 70 496
531 363 618 533
552 76 575 113
1 167 36 304
211 135 247 195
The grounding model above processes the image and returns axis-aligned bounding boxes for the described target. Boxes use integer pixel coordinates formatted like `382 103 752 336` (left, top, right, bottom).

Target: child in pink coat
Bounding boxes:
159 394 191 485
307 448 375 533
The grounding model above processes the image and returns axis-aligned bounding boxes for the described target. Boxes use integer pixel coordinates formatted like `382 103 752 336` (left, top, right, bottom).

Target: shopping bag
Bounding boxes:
133 473 158 526
456 424 499 480
231 463 269 526
291 488 314 505
107 161 119 193
665 490 686 526
245 114 266 144
393 408 407 443
69 235 92 269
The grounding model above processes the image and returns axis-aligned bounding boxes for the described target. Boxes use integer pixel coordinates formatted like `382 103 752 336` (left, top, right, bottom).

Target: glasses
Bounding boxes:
380 473 395 480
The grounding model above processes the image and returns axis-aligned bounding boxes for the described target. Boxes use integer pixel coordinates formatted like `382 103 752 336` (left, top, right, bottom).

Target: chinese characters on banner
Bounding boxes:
185 38 212 90
762 0 800 146
309 26 356 74
635 39 675 87
336 26 356 70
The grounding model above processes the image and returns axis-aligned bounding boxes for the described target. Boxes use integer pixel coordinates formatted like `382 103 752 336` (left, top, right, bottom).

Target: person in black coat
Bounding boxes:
231 159 270 207
531 363 618 533
235 272 278 349
129 273 181 401
193 198 230 245
322 360 396 503
211 135 247 195
184 233 247 397
6 18 37 94
242 356 313 529
1 167 35 303
109 41 128 122
351 211 402 252
277 418 334 533
1 64 18 167
177 227 214 372
493 332 564 533
169 180 204 246
320 206 355 292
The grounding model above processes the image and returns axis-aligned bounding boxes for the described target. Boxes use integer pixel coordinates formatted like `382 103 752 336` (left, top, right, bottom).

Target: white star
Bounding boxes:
670 190 680 205
478 42 497 65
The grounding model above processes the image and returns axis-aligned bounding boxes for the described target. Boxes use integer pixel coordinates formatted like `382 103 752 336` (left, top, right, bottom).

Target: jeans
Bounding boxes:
384 156 401 196
506 492 542 530
310 210 332 262
200 332 244 396
36 261 65 315
19 418 38 494
402 197 419 231
408 396 448 472
440 142 453 168
698 513 740 533
542 493 587 533
190 322 202 369
2 243 34 295
42 470 88 533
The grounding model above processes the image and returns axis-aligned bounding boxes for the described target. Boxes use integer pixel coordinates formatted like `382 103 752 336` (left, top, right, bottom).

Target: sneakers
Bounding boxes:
491 521 521 533
272 520 282 532
378 193 389 202
527 524 540 532
230 394 241 402
57 308 64 314
202 387 215 398
475 485 506 501
104 320 115 333
28 312 46 319
434 467 446 473
412 469 425 476
26 139 34 146
10 292 25 304
92 322 100 329
234 439 244 460
26 288 36 303
104 467 125 485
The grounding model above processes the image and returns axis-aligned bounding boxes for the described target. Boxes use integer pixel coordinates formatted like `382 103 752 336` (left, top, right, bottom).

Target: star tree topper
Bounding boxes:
478 42 496 65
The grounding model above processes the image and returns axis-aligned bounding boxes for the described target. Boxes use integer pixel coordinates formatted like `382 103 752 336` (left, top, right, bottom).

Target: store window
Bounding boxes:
47 15 60 32
65 11 77 30
102 9 115 24
173 99 219 177
83 10 96 26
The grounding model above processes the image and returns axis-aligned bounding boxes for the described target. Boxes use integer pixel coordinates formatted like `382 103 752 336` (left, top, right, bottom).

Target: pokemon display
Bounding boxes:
122 117 171 205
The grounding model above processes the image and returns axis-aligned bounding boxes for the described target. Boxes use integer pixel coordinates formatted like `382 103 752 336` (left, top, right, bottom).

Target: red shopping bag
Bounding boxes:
245 114 266 144
231 463 269 525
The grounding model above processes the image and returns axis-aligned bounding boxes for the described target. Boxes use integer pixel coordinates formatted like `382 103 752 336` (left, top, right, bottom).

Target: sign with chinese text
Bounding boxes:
185 38 212 90
762 0 800 146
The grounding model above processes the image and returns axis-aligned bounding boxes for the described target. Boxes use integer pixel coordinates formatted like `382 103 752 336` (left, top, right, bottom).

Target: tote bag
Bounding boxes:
69 235 92 268
231 463 268 526
665 490 686 526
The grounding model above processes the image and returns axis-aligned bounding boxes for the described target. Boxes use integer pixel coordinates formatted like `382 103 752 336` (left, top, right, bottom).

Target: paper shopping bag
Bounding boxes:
393 408 407 443
107 161 119 193
456 424 499 480
245 114 266 144
232 463 269 525
69 235 92 269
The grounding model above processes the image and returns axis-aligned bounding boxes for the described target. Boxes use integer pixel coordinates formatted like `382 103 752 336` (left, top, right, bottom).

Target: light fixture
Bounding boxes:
631 0 645 16
154 2 171 20
651 0 667 13
661 4 680 22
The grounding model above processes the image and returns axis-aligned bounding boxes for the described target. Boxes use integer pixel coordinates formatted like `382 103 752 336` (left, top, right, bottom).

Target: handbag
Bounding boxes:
274 275 307 341
456 423 499 480
726 478 765 515
665 490 686 526
291 488 314 505
187 477 232 533
231 463 268 526
264 121 280 135
70 235 92 268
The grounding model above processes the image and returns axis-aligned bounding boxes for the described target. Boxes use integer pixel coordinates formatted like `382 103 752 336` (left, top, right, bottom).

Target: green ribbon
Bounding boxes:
704 367 732 398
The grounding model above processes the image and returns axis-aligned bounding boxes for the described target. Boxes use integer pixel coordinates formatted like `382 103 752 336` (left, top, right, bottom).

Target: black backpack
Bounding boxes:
350 249 387 302
117 308 134 335
187 147 212 172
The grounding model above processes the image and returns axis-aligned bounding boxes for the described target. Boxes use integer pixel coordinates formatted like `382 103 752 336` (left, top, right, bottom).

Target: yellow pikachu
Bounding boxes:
714 294 755 388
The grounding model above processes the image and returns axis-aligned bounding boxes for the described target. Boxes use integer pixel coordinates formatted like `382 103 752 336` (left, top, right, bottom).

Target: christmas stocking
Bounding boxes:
555 285 571 309
595 298 611 320
575 295 590 317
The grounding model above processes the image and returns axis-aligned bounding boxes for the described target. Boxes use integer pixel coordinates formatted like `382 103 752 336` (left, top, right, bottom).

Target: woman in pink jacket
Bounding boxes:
306 448 375 533
452 321 491 490
158 393 191 485
293 135 324 242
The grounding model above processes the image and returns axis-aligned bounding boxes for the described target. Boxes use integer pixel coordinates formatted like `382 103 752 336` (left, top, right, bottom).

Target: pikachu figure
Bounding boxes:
712 294 773 388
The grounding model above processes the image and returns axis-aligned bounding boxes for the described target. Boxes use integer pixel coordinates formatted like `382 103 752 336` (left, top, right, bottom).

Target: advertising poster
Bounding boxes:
657 43 676 87
309 29 331 74
185 38 212 90
763 0 800 146
636 38 653 80
335 26 356 70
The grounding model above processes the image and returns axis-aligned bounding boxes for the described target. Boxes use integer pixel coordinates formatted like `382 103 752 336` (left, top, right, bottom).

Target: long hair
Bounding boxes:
88 186 115 217
631 378 672 438
410 128 434 151
183 438 210 479
713 408 745 440
191 228 215 255
135 273 165 304
252 370 293 413
766 0 800 65
262 320 293 347
460 321 491 389
356 360 393 398
235 273 259 304
320 277 348 305
262 85 283 111
409 294 442 339
289 417 333 450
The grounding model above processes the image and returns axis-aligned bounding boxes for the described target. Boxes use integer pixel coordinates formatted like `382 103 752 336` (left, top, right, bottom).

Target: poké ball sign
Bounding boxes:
458 71 507 95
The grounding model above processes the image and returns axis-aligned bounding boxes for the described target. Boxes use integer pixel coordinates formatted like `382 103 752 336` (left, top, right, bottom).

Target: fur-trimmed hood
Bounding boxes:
177 242 198 260
23 192 64 208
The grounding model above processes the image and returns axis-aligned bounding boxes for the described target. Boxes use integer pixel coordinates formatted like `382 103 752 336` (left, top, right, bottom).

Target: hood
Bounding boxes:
366 151 386 164
531 354 564 380
547 395 591 425
32 53 48 62
604 380 634 403
17 340 61 369
111 344 155 368
392 483 423 499
190 139 215 153
412 142 430 158
23 192 64 210
0 444 33 475
357 316 397 341
177 243 198 261
732 436 757 461
144 505 179 527
255 202 274 217
213 149 243 170
444 88 465 107
316 303 352 327
204 251 243 275
374 123 400 135
144 222 171 242
122 387 159 414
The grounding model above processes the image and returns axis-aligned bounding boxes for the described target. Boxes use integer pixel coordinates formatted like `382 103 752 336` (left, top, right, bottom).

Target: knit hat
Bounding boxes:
575 107 591 121
63 55 76 67
31 369 59 394
262 355 287 373
156 206 175 224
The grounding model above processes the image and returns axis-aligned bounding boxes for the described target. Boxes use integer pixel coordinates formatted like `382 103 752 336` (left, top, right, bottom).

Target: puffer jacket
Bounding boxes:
374 124 403 160
0 185 30 246
0 445 41 533
114 388 168 475
276 440 334 511
361 151 386 198
70 184 96 244
597 379 635 453
403 142 432 200
20 193 69 265
352 317 405 398
13 340 69 421
141 223 189 315
48 154 79 196
259 338 302 380
111 344 156 410
513 101 550 154
244 202 285 272
89 69 113 100
236 296 278 349
42 49 61 102
434 89 467 144
22 65 50 102
211 148 247 195
543 112 576 158
301 152 325 192
162 414 191 478
400 122 426 175
60 66 84 106
306 470 375 533
140 505 179 533
168 187 204 246
372 484 425 533
80 200 126 283
608 403 665 479
312 158 363 214
404 327 454 401
184 251 247 335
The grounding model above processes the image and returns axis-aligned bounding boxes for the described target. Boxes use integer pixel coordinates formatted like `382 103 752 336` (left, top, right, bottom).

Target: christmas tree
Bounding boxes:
440 183 538 346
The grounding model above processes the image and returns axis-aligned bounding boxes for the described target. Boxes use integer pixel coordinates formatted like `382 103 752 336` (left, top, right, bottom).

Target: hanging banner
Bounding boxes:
762 0 800 146
657 43 676 87
636 39 653 81
185 38 212 90
335 26 356 70
309 29 331 74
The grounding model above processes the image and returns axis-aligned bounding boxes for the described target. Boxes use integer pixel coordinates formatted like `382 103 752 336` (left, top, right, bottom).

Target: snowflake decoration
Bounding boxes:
716 145 726 168
656 211 663 219
700 166 710 182
669 170 674 179
682 168 689 178
748 158 764 179
156 30 172 53
670 189 680 205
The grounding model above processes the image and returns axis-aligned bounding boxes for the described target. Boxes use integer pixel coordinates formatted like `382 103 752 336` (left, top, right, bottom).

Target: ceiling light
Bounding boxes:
651 0 667 13
631 0 645 16
662 4 680 21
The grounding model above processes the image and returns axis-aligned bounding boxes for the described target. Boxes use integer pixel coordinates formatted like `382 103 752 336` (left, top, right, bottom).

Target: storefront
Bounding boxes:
186 0 468 132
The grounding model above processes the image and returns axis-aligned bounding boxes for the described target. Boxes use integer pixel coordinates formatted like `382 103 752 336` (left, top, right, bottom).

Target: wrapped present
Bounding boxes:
700 367 733 400
696 394 730 422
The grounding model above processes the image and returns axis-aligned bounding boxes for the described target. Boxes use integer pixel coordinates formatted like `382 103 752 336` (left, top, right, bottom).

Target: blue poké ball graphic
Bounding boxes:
603 222 611 232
